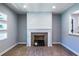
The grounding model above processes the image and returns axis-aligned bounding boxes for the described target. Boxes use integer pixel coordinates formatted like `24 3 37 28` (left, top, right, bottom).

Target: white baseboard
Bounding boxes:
18 42 26 44
0 42 78 56
0 43 17 56
61 43 79 56
52 42 61 44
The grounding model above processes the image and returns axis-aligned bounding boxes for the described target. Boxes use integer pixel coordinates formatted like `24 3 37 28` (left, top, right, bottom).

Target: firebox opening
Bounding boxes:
34 35 45 46
31 32 48 46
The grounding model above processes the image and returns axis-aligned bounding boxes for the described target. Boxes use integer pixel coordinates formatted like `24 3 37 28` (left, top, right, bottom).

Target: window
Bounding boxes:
69 10 79 35
0 12 7 40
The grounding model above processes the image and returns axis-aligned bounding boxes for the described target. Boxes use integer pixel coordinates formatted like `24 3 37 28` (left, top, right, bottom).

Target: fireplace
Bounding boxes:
27 29 52 47
31 32 48 46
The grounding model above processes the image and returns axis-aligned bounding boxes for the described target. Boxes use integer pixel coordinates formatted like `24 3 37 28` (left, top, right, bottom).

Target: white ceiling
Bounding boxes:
6 3 75 14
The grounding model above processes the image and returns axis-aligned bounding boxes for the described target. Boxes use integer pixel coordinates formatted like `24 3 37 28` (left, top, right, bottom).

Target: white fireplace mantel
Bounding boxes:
27 29 52 47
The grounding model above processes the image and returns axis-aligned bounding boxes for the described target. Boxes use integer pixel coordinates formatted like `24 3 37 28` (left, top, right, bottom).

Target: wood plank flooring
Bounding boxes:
2 44 76 56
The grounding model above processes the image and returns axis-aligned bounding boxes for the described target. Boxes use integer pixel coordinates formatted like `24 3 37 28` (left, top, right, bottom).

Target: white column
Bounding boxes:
27 30 31 47
48 30 52 47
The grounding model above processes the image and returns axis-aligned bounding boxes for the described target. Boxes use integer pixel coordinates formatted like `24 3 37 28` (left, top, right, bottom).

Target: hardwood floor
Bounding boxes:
2 44 76 56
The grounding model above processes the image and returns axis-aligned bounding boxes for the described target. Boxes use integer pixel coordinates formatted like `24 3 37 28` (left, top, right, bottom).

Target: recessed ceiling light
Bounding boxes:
23 5 27 8
52 6 56 9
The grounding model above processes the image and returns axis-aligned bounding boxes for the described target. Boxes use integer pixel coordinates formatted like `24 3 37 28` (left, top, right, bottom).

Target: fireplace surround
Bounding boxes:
27 29 52 47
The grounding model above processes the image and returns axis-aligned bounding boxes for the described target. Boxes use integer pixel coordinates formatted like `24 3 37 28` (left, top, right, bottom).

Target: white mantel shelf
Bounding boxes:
27 28 52 30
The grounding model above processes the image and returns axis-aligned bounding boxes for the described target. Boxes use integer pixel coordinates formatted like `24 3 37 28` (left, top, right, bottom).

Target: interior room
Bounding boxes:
0 3 79 56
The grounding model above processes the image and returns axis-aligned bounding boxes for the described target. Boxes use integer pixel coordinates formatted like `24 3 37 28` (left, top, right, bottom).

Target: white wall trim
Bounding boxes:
52 42 61 44
18 42 26 44
0 43 17 56
61 43 79 56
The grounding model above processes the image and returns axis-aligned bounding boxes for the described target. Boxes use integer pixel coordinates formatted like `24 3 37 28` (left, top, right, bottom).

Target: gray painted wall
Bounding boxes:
0 4 17 53
18 14 27 43
61 4 79 53
52 14 61 42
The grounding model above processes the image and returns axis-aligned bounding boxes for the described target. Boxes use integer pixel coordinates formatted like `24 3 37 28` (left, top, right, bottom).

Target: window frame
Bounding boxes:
0 12 7 40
